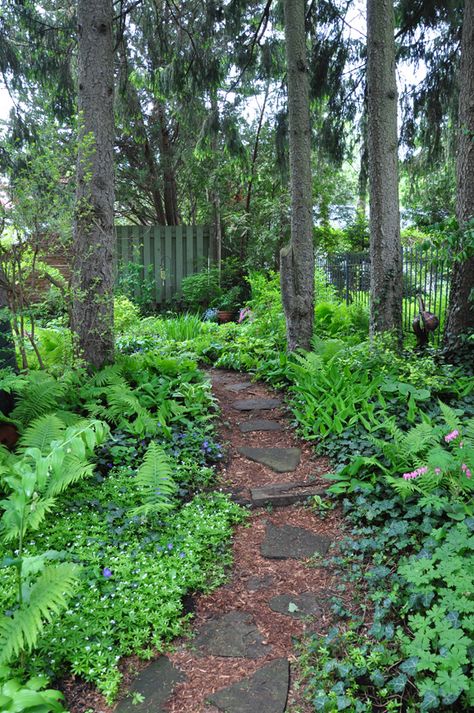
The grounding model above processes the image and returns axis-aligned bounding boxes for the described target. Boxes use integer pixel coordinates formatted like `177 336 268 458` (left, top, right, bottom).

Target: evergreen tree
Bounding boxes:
71 0 115 368
444 0 474 348
280 0 314 351
367 0 402 337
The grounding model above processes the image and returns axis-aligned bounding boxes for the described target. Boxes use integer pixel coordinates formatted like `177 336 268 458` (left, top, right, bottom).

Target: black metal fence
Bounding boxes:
316 246 451 345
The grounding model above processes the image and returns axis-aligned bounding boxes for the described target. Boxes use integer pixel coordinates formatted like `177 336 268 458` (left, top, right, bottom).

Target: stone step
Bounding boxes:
225 381 253 392
238 419 283 433
193 611 272 658
268 592 324 618
251 481 326 507
115 656 184 712
232 398 281 411
237 446 301 473
261 523 331 560
207 658 289 713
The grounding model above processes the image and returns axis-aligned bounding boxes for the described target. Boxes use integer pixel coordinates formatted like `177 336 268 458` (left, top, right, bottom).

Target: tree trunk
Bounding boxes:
155 101 180 225
444 0 474 349
280 0 314 352
367 0 402 337
72 0 115 369
0 268 17 371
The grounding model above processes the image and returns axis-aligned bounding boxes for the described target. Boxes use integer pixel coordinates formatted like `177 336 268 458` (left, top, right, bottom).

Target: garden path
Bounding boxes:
114 368 346 713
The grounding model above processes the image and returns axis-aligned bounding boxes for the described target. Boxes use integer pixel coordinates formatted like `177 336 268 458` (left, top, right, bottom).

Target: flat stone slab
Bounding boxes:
232 398 281 411
239 419 283 433
225 382 252 392
207 658 289 713
115 656 184 712
246 574 274 592
237 447 301 473
251 481 326 507
268 592 324 618
261 524 331 559
193 611 272 658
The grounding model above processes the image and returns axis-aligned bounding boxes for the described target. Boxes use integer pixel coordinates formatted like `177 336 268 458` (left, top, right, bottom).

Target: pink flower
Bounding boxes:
434 468 442 475
444 429 459 443
466 469 472 479
461 464 467 472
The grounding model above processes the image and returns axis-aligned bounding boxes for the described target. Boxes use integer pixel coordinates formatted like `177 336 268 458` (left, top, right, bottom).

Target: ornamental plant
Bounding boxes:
384 405 474 504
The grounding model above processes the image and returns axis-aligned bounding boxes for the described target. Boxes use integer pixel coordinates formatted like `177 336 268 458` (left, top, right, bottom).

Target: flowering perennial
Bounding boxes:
444 429 459 443
403 466 428 480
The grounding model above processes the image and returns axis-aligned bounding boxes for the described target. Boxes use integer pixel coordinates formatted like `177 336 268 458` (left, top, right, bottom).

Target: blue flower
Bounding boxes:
102 567 112 578
179 552 186 558
167 543 173 550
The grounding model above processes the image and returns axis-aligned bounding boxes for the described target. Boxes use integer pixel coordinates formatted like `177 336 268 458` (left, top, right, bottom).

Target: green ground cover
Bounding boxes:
1 269 472 712
0 351 244 707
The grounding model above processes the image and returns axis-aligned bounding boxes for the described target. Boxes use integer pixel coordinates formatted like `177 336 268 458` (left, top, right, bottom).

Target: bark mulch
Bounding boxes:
62 368 348 713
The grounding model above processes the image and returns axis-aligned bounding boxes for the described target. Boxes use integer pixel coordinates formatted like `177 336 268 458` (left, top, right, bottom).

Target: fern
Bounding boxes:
11 373 67 427
45 456 94 497
17 415 65 455
0 563 80 665
438 400 463 433
130 442 177 517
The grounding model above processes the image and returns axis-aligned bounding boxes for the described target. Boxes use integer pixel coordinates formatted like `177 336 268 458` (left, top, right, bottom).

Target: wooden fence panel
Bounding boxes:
116 225 210 305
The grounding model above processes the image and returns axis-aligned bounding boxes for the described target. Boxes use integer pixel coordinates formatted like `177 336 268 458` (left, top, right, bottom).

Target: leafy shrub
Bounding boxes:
114 296 141 333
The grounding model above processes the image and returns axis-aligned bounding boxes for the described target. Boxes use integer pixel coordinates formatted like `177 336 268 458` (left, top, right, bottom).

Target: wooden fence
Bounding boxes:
116 225 210 304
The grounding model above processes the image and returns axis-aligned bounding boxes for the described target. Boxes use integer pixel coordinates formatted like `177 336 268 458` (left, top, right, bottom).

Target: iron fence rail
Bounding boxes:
316 246 451 344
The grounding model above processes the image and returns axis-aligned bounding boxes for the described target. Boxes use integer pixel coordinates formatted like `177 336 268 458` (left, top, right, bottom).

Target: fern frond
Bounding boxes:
17 415 65 455
0 562 80 664
87 365 123 388
130 442 177 517
402 422 439 457
45 457 94 497
464 418 474 442
11 373 67 427
438 401 463 433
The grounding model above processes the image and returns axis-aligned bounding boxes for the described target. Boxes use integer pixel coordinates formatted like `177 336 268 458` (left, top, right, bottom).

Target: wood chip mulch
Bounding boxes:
61 367 351 713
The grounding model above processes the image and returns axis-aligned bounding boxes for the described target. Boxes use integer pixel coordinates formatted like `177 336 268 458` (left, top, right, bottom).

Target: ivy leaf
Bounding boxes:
389 673 408 693
421 689 440 710
399 657 419 676
336 696 352 710
370 670 385 687
288 602 299 614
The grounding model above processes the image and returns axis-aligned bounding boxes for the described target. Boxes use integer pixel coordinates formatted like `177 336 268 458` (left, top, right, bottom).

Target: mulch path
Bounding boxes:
62 368 348 713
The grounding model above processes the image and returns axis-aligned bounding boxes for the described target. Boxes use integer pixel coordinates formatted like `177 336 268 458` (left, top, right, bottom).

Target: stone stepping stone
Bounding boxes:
268 592 324 618
261 523 331 559
251 481 326 507
225 382 252 392
207 658 289 713
232 398 281 411
239 419 283 433
237 447 300 473
246 574 274 592
193 611 272 658
115 656 184 712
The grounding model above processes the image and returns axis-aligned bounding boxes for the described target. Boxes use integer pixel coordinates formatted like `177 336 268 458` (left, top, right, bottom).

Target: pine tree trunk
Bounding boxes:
444 0 474 349
72 0 115 369
367 0 402 337
155 102 180 226
280 0 314 352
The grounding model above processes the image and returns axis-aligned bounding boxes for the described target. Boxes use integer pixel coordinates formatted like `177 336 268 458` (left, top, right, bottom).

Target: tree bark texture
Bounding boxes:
280 0 314 351
155 101 180 225
72 0 115 369
367 0 402 337
444 0 474 349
